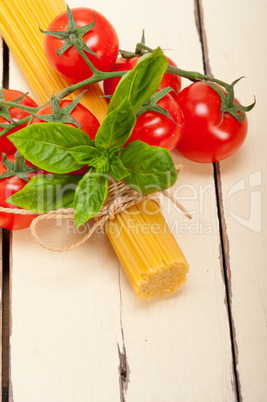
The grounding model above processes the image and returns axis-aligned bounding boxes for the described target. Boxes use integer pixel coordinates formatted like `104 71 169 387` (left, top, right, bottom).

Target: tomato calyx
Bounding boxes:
136 87 179 125
0 89 41 136
0 88 38 117
40 6 101 74
0 89 31 135
0 88 23 123
0 116 30 137
205 80 256 123
119 30 162 60
33 92 86 129
119 30 147 59
0 153 38 182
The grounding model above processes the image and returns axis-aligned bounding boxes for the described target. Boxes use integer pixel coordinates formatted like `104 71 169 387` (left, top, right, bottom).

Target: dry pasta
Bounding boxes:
106 199 189 299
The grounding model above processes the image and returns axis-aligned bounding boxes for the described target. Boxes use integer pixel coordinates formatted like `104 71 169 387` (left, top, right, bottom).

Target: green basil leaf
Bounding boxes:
8 123 91 173
120 141 177 194
68 145 101 165
108 48 168 114
110 156 130 181
95 99 136 150
73 170 108 227
7 173 82 213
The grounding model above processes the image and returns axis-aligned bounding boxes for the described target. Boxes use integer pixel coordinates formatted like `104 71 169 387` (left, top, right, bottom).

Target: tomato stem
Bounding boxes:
0 100 48 114
120 42 255 120
226 85 234 109
0 42 255 132
132 42 244 98
54 70 126 101
166 64 227 88
50 96 61 120
72 41 100 75
14 151 21 171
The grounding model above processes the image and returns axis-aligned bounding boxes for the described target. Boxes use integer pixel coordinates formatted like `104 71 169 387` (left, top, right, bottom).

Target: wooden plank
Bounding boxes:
9 231 123 401
8 0 236 401
202 0 267 400
112 1 236 400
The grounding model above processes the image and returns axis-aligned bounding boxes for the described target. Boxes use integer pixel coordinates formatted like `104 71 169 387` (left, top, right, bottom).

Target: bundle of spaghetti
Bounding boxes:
0 0 108 122
106 199 189 299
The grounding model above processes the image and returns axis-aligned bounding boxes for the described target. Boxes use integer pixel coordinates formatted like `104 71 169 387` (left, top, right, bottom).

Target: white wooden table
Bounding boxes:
1 0 266 400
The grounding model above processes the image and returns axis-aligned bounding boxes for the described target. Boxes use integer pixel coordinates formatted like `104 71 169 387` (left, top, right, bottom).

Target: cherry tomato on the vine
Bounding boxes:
44 8 119 83
176 81 248 163
103 56 181 101
31 100 100 140
0 155 39 230
0 89 38 154
125 93 184 151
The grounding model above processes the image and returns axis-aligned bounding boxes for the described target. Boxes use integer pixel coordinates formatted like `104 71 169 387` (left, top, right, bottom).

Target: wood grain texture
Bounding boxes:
202 0 267 400
6 0 262 401
10 230 123 401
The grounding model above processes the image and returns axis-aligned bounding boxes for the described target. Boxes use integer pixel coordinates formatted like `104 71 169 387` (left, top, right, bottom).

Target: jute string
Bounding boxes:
0 165 191 252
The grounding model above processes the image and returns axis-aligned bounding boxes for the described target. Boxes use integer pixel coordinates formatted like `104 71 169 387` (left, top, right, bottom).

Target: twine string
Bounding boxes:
0 165 191 251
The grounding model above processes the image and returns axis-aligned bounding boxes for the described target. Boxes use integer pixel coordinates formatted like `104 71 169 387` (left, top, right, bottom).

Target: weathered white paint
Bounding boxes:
5 0 267 400
202 0 267 400
10 230 123 401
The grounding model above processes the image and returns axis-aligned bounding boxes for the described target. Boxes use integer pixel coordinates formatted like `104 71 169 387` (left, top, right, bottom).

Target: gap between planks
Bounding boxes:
194 0 241 401
1 40 11 402
1 230 10 402
117 264 130 402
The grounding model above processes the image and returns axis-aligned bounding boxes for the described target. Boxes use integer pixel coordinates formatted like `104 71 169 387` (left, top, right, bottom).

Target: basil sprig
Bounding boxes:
108 47 168 114
7 173 82 213
8 48 177 228
9 122 90 174
73 171 108 228
120 141 177 194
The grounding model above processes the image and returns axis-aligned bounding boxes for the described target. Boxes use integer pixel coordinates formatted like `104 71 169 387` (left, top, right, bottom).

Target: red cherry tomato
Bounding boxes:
103 56 181 101
176 82 248 163
0 155 39 230
125 93 184 151
0 89 38 154
44 8 119 83
31 100 100 141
